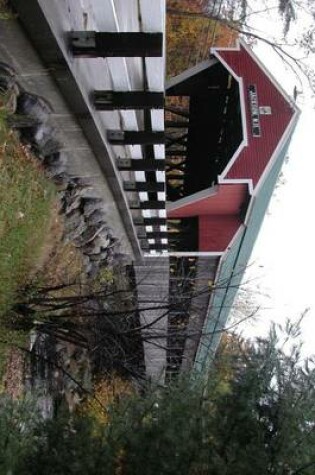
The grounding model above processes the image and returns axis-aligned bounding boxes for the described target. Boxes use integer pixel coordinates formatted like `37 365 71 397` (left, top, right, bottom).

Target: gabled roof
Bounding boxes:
194 129 296 372
212 39 300 195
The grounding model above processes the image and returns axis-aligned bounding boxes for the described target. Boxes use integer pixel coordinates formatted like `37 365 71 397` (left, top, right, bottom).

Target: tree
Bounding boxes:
167 0 315 95
5 263 257 387
1 319 315 474
166 0 237 77
207 319 315 474
104 320 315 475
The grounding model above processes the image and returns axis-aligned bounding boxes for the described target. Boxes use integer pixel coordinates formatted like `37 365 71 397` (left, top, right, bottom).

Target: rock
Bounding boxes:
65 219 86 242
86 209 107 226
68 176 95 188
87 262 100 279
64 210 85 234
33 126 61 156
82 234 110 255
75 223 107 247
16 92 52 123
89 253 102 262
45 162 66 178
64 194 83 215
82 197 104 216
52 173 69 187
114 252 131 266
43 151 67 169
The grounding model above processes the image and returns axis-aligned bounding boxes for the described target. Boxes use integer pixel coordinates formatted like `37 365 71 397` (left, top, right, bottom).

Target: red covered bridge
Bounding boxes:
164 40 299 377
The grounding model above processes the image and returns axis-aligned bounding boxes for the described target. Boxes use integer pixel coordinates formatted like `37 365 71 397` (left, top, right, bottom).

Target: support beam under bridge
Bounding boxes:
70 32 163 57
134 257 169 384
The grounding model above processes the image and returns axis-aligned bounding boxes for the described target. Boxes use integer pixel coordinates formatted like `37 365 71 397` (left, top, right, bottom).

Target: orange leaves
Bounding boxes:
167 0 238 77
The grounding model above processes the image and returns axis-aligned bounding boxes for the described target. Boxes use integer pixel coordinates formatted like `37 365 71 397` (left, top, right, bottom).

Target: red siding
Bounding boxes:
167 45 295 254
168 184 248 218
199 215 241 252
167 184 248 252
218 44 294 188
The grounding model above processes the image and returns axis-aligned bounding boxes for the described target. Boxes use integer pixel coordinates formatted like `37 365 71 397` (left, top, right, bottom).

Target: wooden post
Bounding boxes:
147 243 168 250
107 130 165 145
129 200 166 210
133 217 167 226
117 158 165 171
145 231 168 239
70 32 163 57
123 181 165 192
93 91 164 110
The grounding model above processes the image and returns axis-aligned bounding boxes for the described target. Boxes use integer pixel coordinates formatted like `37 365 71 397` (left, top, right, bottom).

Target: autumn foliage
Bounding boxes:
167 0 237 78
81 375 134 425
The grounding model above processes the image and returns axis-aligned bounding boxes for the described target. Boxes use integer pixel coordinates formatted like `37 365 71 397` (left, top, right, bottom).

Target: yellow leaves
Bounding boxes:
167 0 238 78
81 375 134 425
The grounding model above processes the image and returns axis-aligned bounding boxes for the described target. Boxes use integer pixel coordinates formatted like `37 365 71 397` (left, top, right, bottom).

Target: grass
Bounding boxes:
0 93 126 401
0 112 55 315
0 103 56 376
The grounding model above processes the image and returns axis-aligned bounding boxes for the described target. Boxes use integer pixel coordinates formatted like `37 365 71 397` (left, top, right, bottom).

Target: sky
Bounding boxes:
241 106 315 356
237 5 315 356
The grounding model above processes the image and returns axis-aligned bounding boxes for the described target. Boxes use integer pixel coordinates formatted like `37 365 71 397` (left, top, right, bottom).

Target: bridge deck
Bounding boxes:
9 0 167 257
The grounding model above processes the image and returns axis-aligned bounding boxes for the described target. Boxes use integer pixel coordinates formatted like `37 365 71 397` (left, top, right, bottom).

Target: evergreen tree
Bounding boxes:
1 320 315 474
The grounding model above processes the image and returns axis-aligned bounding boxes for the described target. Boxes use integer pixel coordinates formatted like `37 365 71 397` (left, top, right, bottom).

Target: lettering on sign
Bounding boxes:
248 85 261 137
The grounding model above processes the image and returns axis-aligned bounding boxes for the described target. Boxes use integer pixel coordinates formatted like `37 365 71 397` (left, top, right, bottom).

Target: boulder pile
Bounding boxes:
0 62 123 277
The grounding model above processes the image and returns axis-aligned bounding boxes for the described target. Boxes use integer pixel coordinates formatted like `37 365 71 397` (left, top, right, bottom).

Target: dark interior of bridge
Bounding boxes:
166 62 243 202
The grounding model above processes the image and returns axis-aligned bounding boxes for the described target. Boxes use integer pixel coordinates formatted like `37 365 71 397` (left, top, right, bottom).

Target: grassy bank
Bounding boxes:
0 106 55 375
0 111 55 315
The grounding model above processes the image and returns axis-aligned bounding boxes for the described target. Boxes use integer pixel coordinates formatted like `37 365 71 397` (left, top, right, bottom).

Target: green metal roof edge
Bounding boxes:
194 130 297 373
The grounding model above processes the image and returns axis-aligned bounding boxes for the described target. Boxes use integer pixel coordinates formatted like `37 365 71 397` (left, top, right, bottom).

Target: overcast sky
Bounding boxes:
236 5 315 356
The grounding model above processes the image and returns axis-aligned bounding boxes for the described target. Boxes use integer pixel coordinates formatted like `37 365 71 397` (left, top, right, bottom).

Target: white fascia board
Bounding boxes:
238 39 300 116
243 192 256 226
217 135 247 181
209 44 249 188
166 185 219 213
212 39 300 196
166 252 224 257
210 48 248 144
166 58 218 91
217 176 254 196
